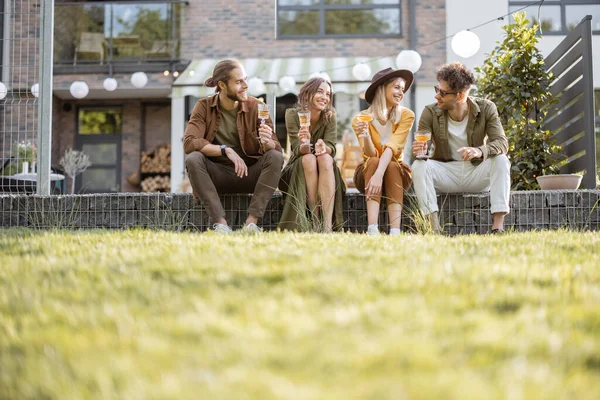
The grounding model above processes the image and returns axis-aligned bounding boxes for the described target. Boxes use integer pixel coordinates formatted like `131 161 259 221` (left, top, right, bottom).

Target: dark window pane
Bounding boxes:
81 143 118 165
112 4 170 60
279 0 319 5
566 5 600 31
78 109 123 135
325 0 399 4
81 168 118 191
54 5 106 63
325 8 400 35
509 5 561 32
278 11 320 35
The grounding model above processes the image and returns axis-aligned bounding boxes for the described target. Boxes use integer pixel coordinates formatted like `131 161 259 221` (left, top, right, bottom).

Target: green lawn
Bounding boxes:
1 229 600 400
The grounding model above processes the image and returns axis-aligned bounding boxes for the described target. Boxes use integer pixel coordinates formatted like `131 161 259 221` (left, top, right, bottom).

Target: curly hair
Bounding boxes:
436 62 475 92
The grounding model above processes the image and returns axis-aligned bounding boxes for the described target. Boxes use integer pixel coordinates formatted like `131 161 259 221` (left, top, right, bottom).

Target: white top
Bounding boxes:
371 107 403 146
447 115 469 161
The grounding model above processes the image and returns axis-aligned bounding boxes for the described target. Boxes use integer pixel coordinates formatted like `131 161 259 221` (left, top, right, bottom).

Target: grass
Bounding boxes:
1 229 600 400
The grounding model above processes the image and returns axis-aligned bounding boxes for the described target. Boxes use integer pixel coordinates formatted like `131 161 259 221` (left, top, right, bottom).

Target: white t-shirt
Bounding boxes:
371 107 403 145
447 115 469 161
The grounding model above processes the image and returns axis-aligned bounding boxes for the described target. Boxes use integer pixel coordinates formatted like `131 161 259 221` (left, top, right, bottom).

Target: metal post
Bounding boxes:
580 16 596 189
36 0 54 195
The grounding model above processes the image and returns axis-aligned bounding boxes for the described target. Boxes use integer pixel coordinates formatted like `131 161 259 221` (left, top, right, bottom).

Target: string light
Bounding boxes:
282 1 544 80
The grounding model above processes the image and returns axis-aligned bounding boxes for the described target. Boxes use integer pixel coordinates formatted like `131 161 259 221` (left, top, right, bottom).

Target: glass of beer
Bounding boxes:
258 102 271 125
356 110 373 138
415 130 431 159
297 110 312 148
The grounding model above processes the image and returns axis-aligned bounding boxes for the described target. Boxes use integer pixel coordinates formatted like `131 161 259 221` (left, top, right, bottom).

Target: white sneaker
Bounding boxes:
366 225 380 236
212 223 232 234
389 228 401 236
242 223 262 234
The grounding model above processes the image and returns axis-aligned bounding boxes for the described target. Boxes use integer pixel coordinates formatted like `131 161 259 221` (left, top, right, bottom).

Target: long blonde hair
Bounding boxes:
370 77 405 123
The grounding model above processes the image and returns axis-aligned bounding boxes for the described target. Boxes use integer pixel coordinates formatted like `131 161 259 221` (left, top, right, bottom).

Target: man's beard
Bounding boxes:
225 87 246 102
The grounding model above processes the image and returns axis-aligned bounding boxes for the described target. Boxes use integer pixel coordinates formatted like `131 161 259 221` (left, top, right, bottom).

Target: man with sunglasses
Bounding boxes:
411 62 510 234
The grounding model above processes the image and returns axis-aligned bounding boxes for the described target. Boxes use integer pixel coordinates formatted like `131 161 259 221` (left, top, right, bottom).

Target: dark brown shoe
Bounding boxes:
490 228 505 235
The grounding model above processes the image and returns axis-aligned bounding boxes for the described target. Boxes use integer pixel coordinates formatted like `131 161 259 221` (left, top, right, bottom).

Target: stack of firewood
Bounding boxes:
139 143 171 192
141 175 171 192
141 144 171 173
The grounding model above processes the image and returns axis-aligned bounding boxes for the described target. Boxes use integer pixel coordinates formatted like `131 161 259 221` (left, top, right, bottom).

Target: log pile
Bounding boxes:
141 144 171 173
140 143 171 192
141 175 171 192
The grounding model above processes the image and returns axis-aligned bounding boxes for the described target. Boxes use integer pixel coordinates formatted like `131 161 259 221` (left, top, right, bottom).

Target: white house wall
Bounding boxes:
445 0 599 89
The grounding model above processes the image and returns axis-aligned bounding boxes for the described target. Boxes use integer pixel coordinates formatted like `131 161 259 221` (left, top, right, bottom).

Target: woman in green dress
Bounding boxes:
279 78 345 232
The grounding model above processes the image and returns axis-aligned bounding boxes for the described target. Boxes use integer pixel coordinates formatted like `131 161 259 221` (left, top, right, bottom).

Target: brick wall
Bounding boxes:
180 0 446 81
51 97 171 193
143 104 171 152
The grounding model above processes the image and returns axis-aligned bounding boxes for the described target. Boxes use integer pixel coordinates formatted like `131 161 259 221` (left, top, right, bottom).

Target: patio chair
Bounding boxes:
340 146 362 189
74 32 105 65
144 40 176 59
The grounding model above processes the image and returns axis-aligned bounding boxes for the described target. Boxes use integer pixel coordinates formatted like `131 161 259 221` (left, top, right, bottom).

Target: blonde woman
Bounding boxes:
352 68 414 235
279 78 345 232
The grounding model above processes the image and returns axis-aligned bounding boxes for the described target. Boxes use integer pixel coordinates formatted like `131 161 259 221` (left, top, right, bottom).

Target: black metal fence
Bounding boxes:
544 15 597 189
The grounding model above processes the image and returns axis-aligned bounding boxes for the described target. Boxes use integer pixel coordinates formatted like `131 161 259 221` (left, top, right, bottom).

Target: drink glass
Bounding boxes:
356 110 373 138
415 130 431 159
258 103 271 125
297 110 312 148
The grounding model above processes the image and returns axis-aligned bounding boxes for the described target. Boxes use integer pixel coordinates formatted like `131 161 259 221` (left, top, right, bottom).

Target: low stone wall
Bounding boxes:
1 190 599 234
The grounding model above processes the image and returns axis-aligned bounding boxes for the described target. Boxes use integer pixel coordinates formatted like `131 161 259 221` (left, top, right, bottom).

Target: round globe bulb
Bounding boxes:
396 50 422 73
131 72 148 88
451 30 481 58
278 76 296 92
69 81 89 99
103 77 118 92
31 83 40 98
352 63 371 81
247 77 266 96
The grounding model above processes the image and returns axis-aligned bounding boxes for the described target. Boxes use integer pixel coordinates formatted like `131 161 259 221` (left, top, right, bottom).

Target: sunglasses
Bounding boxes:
434 85 458 97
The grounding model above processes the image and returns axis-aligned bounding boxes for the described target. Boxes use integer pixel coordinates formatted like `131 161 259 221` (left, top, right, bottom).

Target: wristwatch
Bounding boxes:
220 144 227 157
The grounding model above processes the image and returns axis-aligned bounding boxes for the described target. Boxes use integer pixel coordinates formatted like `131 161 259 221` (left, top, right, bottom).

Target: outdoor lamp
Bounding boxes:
352 63 372 81
0 82 8 99
451 30 480 58
31 83 39 98
103 77 118 92
69 81 89 99
278 76 296 92
247 77 266 96
396 50 422 73
131 72 148 89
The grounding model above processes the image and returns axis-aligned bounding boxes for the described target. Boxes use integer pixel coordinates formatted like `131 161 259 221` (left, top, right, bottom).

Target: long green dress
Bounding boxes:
278 108 346 231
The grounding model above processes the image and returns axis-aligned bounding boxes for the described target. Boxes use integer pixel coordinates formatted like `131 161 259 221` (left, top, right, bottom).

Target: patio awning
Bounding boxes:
171 56 397 98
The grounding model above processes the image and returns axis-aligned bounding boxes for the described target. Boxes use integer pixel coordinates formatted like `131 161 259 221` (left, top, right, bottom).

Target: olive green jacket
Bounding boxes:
417 97 508 162
278 108 345 231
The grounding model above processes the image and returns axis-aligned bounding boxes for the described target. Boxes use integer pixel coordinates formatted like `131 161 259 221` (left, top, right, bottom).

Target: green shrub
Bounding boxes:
475 12 563 190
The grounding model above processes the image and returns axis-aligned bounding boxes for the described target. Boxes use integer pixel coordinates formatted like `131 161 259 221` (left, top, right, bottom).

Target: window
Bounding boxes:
54 1 181 66
77 108 123 193
509 0 600 34
277 0 402 38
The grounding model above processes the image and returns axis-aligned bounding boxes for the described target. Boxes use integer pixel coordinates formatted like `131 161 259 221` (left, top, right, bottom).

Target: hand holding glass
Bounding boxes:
415 131 431 159
297 111 312 148
258 103 271 126
356 111 373 138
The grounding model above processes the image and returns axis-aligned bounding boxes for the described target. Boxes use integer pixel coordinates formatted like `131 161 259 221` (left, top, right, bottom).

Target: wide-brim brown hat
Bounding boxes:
364 67 414 104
